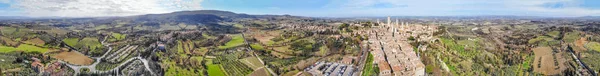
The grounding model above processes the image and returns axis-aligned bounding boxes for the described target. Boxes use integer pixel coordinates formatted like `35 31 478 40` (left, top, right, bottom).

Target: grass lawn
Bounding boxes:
206 59 227 76
0 44 48 53
250 44 264 51
218 34 245 49
547 31 560 38
80 37 103 51
528 36 554 44
563 32 580 43
202 32 216 39
362 52 375 76
0 26 17 35
587 42 600 52
63 38 79 47
177 40 184 54
233 24 244 28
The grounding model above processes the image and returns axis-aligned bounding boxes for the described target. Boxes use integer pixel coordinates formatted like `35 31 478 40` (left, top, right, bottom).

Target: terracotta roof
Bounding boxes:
378 60 391 71
392 65 403 72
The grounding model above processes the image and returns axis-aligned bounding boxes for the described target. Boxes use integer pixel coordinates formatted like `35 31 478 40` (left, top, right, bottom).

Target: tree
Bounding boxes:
338 23 349 30
408 36 416 41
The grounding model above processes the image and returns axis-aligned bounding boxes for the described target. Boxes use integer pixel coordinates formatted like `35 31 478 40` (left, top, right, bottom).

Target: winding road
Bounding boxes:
60 36 156 75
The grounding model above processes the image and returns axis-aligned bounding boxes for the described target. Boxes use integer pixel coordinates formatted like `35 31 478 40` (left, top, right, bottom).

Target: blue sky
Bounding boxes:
0 0 599 17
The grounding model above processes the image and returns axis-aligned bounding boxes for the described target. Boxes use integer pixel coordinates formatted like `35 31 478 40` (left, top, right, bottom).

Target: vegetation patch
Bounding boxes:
586 42 600 52
0 44 48 53
239 57 264 70
63 38 79 47
562 32 580 43
51 50 94 65
250 44 264 51
110 32 126 41
23 38 45 46
218 34 245 49
206 59 227 76
362 53 376 76
546 31 560 38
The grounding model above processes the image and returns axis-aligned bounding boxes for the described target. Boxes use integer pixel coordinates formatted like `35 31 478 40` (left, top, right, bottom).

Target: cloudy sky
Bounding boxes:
0 0 599 17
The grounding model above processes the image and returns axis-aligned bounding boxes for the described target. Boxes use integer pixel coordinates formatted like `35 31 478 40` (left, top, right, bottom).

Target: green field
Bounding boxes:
233 24 244 28
79 37 103 51
63 37 103 51
63 38 79 47
250 44 264 51
111 33 126 41
240 57 264 70
177 41 185 54
218 34 245 49
563 32 580 43
547 31 560 38
206 59 227 76
587 42 600 52
164 61 200 76
362 52 376 76
0 27 17 35
528 36 554 44
0 44 48 53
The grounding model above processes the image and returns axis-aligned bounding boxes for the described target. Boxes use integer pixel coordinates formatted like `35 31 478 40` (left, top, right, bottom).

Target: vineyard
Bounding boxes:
215 52 253 76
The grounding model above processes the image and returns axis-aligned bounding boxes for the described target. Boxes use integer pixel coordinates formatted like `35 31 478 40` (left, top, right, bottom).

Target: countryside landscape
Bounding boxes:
1 0 600 76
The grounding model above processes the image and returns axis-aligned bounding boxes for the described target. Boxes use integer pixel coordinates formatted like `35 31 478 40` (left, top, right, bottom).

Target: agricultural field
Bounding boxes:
249 68 270 76
250 44 264 51
573 37 588 52
63 38 79 47
580 50 600 72
531 47 566 75
562 31 581 43
205 59 226 76
50 50 94 65
586 42 600 52
109 32 126 42
23 38 45 46
0 44 48 53
0 37 19 46
216 52 253 76
218 34 245 49
240 57 264 70
164 60 200 76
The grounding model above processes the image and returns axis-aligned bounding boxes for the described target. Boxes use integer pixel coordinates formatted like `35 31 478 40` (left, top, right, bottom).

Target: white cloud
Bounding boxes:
10 0 203 17
0 0 9 3
324 0 600 17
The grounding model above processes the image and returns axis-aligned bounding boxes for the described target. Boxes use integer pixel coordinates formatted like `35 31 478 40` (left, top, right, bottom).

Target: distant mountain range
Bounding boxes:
0 10 598 23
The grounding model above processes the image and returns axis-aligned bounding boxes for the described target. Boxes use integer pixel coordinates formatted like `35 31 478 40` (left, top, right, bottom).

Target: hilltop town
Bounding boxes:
0 10 599 76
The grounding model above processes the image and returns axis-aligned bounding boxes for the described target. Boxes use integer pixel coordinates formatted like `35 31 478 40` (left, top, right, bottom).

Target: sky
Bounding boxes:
0 0 599 17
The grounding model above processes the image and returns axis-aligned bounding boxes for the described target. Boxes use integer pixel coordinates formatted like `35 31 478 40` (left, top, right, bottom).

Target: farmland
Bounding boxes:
218 34 245 49
205 59 226 76
50 50 94 65
0 44 48 53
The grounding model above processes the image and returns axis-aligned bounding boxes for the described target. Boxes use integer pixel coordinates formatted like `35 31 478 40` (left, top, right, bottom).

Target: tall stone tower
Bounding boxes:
387 16 391 27
395 19 399 30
